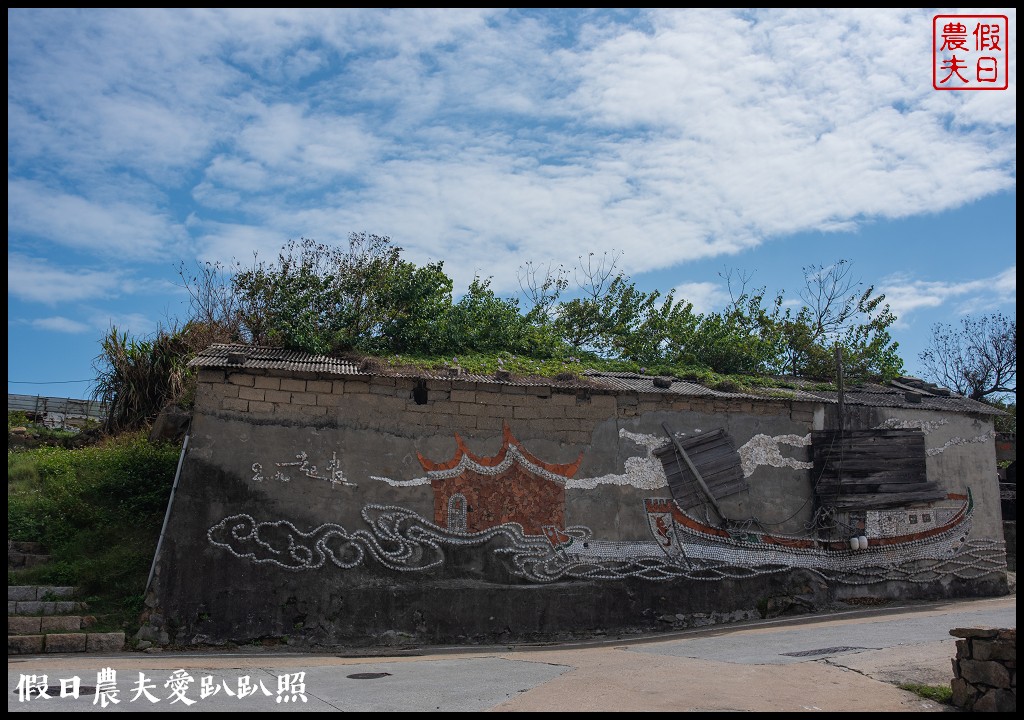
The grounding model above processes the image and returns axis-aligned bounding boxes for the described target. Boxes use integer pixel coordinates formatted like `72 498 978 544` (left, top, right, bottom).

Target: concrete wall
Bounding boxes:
143 368 1009 649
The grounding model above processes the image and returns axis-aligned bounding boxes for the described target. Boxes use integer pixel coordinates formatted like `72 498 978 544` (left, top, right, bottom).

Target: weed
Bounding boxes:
897 682 952 704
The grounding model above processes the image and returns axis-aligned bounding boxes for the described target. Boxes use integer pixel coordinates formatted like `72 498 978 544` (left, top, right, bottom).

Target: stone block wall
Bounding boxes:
194 368 799 440
950 626 1016 711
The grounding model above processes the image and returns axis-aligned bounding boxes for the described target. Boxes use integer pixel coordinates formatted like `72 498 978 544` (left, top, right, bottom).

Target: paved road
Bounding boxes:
9 594 1015 712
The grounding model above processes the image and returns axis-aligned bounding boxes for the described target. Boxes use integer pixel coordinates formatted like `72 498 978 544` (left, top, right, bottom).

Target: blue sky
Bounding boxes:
7 8 1017 400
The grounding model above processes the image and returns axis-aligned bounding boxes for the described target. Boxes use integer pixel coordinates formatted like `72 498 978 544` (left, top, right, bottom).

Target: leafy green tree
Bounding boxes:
673 289 784 375
435 276 557 357
231 234 454 356
166 238 906 390
552 251 623 354
370 260 453 354
987 399 1016 434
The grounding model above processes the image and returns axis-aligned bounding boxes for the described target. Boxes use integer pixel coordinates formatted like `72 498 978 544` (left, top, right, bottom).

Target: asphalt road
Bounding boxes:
9 593 1016 712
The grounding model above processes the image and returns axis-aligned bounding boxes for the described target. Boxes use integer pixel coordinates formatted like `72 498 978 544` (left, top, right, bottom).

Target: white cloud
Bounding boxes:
25 308 161 339
671 282 730 314
30 316 92 334
232 104 381 182
7 8 1018 301
87 312 160 338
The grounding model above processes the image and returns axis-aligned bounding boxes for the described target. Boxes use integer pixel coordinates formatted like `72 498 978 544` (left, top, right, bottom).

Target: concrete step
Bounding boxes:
8 552 52 570
9 600 88 616
9 587 86 617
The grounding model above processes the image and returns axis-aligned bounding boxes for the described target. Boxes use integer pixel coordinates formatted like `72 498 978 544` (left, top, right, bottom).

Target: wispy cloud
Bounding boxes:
22 309 162 339
7 255 126 304
7 181 186 261
87 312 160 338
29 316 92 334
881 267 1017 324
7 8 1017 298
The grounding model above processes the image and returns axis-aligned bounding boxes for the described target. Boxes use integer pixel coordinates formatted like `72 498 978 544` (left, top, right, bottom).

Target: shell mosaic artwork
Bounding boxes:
211 424 1005 585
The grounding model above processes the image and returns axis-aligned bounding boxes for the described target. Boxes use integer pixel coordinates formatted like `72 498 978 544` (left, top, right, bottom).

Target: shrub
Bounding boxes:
7 433 180 631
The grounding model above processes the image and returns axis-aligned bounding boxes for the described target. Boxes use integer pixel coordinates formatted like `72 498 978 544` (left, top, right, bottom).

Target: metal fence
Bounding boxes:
8 394 108 429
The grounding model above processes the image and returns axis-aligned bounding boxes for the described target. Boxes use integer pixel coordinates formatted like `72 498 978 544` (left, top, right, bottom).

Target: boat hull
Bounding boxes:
643 492 974 572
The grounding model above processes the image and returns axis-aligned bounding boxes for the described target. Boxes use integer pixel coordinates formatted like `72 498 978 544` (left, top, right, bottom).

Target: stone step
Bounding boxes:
9 600 88 616
9 540 52 570
8 632 125 655
9 615 97 635
7 565 121 655
8 552 52 570
9 585 78 601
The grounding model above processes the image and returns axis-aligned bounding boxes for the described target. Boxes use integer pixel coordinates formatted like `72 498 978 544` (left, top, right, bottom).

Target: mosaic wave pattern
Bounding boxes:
208 506 1004 585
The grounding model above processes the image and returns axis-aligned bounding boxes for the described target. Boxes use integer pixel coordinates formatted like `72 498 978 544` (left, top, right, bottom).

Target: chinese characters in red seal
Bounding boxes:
933 15 1009 90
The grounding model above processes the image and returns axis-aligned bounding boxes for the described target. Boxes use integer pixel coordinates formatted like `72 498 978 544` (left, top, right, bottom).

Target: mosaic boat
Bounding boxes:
643 490 974 571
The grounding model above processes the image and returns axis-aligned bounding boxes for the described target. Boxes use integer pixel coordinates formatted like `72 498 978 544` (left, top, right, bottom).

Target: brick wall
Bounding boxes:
194 368 800 441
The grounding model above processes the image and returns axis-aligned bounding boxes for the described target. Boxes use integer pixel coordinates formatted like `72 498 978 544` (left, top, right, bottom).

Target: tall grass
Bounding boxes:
92 326 197 433
7 433 180 631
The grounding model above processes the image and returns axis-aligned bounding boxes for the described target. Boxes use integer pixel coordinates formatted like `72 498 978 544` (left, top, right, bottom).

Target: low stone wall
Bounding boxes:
950 626 1016 711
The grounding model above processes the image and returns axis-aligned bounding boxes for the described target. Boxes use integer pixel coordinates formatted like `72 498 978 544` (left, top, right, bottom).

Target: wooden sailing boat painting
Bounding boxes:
643 427 974 573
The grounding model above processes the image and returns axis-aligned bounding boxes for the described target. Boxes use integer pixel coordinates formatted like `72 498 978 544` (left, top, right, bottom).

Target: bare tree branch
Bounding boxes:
919 313 1016 401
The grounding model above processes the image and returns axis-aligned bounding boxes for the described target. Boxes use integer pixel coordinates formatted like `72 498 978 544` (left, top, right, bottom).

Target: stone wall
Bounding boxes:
142 365 1009 648
950 626 1016 711
1005 521 1016 571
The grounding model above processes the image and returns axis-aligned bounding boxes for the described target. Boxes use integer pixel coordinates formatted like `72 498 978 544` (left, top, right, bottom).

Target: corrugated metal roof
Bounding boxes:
781 386 1002 415
189 344 593 388
189 344 1002 415
585 372 735 397
189 344 363 375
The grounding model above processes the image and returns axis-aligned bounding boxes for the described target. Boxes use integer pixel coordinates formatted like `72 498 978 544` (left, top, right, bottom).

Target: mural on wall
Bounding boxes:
251 451 357 488
737 434 813 477
369 426 671 491
209 423 1005 585
643 492 976 579
417 424 581 535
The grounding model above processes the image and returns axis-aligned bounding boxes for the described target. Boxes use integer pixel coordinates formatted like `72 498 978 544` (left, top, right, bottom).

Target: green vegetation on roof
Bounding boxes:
96 235 897 432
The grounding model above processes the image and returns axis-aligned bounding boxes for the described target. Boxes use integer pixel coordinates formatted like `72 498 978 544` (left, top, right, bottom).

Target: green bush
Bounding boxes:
8 449 42 487
7 433 180 631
